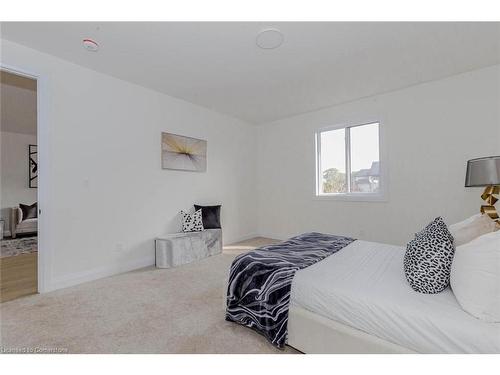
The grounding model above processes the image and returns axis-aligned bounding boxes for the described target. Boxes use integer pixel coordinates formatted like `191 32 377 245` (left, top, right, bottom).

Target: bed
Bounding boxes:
225 234 500 354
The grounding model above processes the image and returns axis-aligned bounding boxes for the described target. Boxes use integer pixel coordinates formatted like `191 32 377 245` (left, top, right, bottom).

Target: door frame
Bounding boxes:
1 63 52 293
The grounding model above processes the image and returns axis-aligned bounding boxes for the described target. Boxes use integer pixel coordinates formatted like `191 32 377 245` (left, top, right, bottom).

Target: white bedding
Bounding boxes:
290 240 500 353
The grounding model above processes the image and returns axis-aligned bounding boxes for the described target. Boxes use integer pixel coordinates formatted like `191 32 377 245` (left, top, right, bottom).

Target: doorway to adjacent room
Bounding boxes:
0 69 38 302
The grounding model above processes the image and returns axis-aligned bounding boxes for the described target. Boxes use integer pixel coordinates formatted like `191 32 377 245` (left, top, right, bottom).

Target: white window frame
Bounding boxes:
315 121 387 202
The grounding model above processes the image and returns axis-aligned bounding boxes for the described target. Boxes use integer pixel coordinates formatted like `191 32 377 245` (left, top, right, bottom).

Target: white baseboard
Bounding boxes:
44 232 277 293
47 255 154 292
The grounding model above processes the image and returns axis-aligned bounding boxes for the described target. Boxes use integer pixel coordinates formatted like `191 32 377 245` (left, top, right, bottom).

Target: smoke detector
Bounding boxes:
82 38 99 52
256 28 284 49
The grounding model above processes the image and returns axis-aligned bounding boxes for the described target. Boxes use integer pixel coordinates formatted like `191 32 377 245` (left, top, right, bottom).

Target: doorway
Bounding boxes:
0 69 38 302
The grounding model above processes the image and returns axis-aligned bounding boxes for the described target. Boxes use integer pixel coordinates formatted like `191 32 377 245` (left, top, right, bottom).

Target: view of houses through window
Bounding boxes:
317 122 380 195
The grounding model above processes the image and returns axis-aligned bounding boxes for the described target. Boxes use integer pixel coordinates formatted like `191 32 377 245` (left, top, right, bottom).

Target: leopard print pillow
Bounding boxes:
181 209 204 232
404 217 455 294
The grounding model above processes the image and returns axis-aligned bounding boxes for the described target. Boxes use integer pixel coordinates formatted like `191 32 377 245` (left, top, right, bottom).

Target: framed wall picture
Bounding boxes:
161 132 207 172
29 144 38 188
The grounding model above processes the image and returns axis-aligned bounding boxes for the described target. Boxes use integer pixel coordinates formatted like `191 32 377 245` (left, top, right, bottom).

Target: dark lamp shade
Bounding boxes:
465 156 500 187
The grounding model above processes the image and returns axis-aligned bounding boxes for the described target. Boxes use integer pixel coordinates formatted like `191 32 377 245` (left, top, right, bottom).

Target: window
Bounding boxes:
316 122 381 198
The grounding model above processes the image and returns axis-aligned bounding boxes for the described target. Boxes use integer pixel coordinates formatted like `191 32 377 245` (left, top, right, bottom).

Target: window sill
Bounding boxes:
313 193 388 202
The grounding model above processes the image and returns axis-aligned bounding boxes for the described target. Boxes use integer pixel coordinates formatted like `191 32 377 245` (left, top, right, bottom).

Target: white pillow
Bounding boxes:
450 230 500 322
17 207 23 224
448 213 497 247
180 209 204 232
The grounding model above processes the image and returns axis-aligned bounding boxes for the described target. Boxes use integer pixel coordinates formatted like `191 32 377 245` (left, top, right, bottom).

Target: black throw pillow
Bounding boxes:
403 217 455 294
20 202 38 221
194 204 221 229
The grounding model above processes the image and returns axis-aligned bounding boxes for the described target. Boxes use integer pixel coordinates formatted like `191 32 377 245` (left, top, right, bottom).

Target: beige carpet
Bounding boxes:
0 237 299 354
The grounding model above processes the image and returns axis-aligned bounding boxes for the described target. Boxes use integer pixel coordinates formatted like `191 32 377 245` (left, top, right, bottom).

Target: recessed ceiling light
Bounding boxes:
82 38 99 52
256 28 284 50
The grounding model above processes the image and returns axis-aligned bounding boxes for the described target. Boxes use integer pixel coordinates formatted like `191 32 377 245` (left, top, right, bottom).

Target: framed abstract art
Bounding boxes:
161 132 207 172
28 144 37 188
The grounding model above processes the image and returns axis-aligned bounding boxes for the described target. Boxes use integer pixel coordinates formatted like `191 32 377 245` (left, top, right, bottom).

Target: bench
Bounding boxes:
155 228 222 268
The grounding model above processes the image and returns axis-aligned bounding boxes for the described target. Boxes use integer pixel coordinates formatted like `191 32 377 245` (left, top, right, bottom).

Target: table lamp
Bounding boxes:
465 156 500 225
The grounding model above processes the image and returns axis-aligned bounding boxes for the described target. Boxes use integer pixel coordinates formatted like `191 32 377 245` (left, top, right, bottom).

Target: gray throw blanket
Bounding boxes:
225 232 356 348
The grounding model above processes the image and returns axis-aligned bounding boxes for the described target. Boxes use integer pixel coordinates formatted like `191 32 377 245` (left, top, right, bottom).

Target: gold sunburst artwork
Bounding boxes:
161 132 207 172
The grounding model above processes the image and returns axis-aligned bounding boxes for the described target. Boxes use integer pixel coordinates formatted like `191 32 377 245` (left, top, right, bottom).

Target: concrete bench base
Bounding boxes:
155 229 222 268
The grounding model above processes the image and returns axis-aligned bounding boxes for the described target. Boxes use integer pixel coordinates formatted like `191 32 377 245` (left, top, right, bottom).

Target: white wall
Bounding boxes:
0 131 38 232
2 37 498 292
1 39 257 291
256 65 500 245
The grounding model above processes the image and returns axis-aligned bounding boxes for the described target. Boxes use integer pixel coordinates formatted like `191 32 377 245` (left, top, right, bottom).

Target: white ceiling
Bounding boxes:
1 70 37 135
1 22 499 124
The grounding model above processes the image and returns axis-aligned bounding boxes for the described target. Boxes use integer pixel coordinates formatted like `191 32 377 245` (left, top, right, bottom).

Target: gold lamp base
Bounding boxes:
480 185 500 225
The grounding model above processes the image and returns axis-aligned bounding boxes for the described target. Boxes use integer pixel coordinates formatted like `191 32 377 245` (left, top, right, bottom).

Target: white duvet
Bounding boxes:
290 240 500 353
